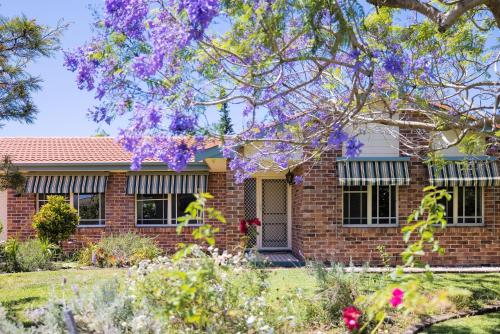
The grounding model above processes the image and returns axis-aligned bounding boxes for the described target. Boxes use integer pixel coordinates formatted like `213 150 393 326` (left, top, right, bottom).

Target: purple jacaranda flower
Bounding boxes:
345 137 363 157
328 124 349 148
104 0 148 39
294 175 303 184
384 53 405 76
169 112 197 135
179 0 220 40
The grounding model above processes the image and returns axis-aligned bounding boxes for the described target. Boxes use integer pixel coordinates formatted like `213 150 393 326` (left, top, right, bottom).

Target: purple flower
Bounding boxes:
178 0 220 40
104 0 148 39
294 175 303 184
87 106 112 124
328 124 349 149
383 53 405 76
345 137 363 158
169 112 196 135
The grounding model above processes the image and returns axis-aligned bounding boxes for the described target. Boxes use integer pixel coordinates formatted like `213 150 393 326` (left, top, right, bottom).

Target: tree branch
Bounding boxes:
366 0 499 32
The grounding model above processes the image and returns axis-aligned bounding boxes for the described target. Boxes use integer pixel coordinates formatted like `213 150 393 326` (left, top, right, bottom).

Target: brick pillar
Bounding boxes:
224 168 245 252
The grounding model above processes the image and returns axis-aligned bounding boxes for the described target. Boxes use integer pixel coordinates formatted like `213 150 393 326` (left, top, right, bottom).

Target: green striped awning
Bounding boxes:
125 174 208 194
337 160 410 186
428 160 500 187
25 175 108 193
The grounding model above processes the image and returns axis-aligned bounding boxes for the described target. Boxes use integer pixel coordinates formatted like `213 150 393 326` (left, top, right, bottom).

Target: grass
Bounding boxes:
421 312 500 334
0 266 499 331
0 267 126 324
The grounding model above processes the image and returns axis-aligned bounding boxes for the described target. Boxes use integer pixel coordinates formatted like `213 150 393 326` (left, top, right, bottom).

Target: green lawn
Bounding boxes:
421 312 500 334
0 267 499 331
0 268 126 323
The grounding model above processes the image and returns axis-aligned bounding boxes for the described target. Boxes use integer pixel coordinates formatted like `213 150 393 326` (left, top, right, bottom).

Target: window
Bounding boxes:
136 194 169 225
439 186 483 225
37 194 70 211
73 193 105 226
136 193 202 226
343 186 398 226
437 187 454 225
172 194 201 225
343 186 368 225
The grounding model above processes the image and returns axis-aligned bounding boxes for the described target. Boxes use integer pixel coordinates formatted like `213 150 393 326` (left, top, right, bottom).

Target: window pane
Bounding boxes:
78 194 100 220
349 193 362 218
143 201 163 219
172 194 198 223
438 187 453 224
378 186 390 218
371 188 377 222
463 187 476 217
476 189 482 217
390 186 396 219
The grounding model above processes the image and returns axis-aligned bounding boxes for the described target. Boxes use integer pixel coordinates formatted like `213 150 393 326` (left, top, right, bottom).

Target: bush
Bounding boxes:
1 248 299 333
78 233 162 267
32 195 79 246
304 263 364 326
1 238 55 272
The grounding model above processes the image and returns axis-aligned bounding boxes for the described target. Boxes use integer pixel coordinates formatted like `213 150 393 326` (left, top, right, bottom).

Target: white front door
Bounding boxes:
257 179 291 250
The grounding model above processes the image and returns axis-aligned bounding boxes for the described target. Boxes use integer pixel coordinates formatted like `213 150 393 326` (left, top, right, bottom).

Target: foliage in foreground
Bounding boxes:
0 238 55 273
78 233 162 267
0 249 301 333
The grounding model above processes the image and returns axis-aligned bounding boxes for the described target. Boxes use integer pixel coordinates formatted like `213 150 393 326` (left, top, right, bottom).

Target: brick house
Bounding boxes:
0 136 499 266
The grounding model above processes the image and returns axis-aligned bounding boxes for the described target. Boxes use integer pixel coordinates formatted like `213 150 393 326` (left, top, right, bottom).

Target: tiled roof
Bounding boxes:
0 137 219 165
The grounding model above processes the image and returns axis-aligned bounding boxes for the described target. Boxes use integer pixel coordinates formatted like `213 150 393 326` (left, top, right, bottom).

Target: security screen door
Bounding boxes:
261 179 289 249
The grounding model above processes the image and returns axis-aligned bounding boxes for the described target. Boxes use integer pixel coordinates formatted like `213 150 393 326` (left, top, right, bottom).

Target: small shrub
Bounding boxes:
32 195 79 246
305 263 363 326
2 238 55 272
79 233 162 267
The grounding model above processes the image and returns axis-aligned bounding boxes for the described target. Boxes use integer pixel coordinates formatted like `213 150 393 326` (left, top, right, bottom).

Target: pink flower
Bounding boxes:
390 288 404 308
342 306 362 331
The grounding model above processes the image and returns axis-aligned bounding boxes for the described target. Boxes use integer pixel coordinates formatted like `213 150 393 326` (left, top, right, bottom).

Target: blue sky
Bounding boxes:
0 0 129 137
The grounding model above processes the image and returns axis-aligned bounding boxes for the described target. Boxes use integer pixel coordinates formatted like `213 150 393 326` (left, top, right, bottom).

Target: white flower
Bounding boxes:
246 315 256 326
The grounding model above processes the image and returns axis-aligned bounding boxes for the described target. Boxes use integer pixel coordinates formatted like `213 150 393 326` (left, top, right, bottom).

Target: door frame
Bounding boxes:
255 176 292 250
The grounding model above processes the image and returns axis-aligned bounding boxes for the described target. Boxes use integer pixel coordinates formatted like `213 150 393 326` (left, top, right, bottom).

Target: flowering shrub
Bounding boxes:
344 187 455 332
78 232 162 267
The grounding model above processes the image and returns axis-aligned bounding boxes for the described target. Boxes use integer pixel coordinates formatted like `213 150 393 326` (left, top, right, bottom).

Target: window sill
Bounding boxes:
78 225 105 228
342 224 399 228
445 224 485 227
135 224 205 228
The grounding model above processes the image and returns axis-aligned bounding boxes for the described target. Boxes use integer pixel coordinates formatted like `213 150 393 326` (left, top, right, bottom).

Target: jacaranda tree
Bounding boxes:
65 0 499 182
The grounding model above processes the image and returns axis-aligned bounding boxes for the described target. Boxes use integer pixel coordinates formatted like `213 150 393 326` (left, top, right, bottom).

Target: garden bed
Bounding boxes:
1 267 499 332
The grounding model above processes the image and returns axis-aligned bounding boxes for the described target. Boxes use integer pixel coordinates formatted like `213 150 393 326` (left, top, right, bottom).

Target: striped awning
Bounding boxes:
337 160 410 186
126 174 208 194
428 160 500 187
25 175 108 193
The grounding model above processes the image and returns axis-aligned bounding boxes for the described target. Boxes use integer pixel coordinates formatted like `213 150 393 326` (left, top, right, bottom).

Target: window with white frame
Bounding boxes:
37 194 70 211
343 186 398 225
136 194 169 225
136 194 201 225
73 193 105 226
438 186 483 225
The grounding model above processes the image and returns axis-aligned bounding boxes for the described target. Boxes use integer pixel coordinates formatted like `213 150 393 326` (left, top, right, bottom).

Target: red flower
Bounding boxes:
239 219 248 234
390 288 404 308
342 306 361 331
249 218 261 226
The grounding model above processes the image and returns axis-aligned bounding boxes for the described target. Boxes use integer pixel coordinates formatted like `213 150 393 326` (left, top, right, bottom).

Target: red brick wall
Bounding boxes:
292 153 500 266
6 172 232 253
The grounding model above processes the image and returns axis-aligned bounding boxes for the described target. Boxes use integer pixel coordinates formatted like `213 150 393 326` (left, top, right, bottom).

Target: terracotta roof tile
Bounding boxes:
0 137 219 164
